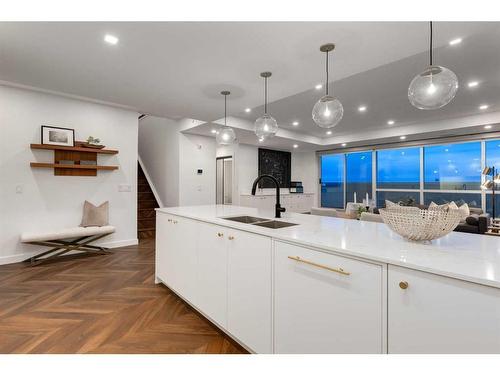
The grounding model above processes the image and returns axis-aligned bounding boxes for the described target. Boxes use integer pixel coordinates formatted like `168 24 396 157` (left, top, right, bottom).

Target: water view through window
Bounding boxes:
320 154 344 208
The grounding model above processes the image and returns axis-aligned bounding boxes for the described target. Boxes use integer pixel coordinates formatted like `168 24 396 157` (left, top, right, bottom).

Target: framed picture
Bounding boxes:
41 125 75 147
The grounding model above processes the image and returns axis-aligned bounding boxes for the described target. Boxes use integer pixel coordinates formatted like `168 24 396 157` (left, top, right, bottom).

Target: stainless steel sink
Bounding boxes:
221 216 269 224
251 220 298 229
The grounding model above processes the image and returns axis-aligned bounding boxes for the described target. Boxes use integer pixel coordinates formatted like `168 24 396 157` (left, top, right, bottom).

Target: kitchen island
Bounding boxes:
156 205 500 354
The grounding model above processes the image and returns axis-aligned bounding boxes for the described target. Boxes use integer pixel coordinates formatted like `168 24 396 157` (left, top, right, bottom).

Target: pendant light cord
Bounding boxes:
325 50 330 96
264 76 268 114
429 21 433 66
224 94 227 126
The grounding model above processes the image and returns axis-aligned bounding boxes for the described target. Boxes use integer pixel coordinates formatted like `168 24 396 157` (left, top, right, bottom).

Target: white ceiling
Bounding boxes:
1 22 500 150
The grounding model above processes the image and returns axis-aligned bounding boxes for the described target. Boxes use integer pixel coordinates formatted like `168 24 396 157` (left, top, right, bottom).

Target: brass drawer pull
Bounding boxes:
228 236 235 240
167 219 172 222
287 255 350 276
399 281 409 290
217 232 224 237
173 220 178 224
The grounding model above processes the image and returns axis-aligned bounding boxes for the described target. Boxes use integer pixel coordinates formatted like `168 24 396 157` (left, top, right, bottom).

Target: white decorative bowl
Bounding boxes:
379 206 463 241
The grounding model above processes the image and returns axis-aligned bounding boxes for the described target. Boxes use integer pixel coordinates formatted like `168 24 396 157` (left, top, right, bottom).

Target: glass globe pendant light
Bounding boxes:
408 21 459 110
312 43 343 129
216 91 237 145
254 72 278 140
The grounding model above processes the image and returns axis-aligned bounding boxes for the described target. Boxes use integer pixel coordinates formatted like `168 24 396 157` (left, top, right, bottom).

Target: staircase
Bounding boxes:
137 162 159 240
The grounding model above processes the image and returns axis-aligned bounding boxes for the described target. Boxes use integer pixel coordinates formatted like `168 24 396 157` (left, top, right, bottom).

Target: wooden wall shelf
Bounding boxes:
30 143 119 154
30 143 119 176
30 163 118 171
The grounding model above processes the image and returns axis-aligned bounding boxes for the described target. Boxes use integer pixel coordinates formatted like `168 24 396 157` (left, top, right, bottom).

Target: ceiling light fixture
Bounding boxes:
341 143 347 147
408 22 459 110
326 131 332 135
254 72 278 140
216 91 237 145
449 38 462 46
211 129 217 134
400 136 407 140
387 120 395 125
104 34 119 45
245 108 251 113
485 125 492 129
292 121 299 126
358 106 367 112
480 104 489 110
468 81 479 88
312 43 343 128
293 144 298 148
315 84 323 90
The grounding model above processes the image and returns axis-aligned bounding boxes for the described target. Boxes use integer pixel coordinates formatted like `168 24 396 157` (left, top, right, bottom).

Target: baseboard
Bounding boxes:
0 238 140 266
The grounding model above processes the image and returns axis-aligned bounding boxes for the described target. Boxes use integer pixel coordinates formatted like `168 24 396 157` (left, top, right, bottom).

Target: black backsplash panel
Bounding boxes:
258 148 291 188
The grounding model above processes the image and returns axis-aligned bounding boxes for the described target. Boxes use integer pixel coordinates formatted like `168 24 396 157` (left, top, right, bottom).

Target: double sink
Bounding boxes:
220 215 298 229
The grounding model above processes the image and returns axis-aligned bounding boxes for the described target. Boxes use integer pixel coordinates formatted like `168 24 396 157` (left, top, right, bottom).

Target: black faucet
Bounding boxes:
251 174 286 218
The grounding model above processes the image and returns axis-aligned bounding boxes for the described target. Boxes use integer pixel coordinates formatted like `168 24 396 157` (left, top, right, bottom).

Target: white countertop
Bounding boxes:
157 205 500 288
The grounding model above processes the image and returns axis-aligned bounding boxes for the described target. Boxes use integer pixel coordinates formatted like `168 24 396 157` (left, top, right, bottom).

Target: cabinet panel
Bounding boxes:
196 222 228 328
388 265 500 353
274 241 383 353
227 230 272 353
155 213 197 304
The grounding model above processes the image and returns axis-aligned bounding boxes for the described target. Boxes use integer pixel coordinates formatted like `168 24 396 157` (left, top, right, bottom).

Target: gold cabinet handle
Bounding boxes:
173 220 178 224
399 281 409 290
217 232 224 237
167 219 172 222
228 235 234 240
287 255 350 276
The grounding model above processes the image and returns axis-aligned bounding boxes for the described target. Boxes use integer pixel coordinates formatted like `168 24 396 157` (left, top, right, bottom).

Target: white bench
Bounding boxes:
21 226 115 265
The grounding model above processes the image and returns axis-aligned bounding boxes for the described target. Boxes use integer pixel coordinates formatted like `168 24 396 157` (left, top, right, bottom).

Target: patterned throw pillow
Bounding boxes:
80 201 109 227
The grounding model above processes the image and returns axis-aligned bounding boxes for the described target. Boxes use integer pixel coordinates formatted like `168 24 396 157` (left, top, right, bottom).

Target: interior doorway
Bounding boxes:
216 156 233 205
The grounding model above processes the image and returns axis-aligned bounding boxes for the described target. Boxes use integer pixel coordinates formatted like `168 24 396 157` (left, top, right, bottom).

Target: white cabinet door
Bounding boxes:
155 213 198 304
196 222 228 328
274 241 384 353
388 265 500 353
227 230 272 353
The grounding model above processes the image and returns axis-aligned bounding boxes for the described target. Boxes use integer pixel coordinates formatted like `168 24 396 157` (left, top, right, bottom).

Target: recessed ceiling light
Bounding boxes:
326 131 332 135
479 104 489 110
358 106 367 112
387 120 395 125
485 125 492 129
341 143 347 147
245 108 251 113
293 144 298 148
400 136 406 140
315 84 323 90
211 129 217 134
258 137 264 142
292 121 299 126
468 81 479 88
104 34 119 45
449 38 462 46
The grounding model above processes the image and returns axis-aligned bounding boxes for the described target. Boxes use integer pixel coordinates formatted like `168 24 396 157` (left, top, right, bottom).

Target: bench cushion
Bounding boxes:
21 226 115 243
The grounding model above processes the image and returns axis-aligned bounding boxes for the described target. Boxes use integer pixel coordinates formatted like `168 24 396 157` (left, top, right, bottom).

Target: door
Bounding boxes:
227 229 272 353
216 156 233 205
388 265 500 353
196 222 228 328
274 241 384 353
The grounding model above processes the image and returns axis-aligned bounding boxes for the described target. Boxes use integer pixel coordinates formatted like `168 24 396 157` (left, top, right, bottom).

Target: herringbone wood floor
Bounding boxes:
0 239 246 354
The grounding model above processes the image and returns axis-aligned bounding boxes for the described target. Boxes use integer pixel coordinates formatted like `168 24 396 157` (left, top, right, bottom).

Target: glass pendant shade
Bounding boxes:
216 126 236 145
312 95 344 128
408 65 458 110
254 114 278 140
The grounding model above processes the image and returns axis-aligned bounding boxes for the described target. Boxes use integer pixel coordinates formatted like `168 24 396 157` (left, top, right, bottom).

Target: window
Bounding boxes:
485 140 500 218
424 192 481 208
376 191 420 208
320 154 344 208
424 142 481 190
346 152 372 204
376 148 420 189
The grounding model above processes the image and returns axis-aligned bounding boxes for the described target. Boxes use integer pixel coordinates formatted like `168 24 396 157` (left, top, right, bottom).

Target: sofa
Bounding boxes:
454 207 491 234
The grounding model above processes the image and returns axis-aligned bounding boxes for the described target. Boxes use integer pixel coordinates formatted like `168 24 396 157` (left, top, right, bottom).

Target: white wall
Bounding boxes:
138 116 180 207
0 85 139 265
179 133 216 206
139 116 217 207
